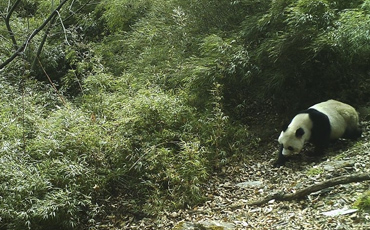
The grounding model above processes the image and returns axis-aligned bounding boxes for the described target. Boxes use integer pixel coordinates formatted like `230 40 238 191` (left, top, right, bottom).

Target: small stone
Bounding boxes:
322 208 358 217
236 181 263 188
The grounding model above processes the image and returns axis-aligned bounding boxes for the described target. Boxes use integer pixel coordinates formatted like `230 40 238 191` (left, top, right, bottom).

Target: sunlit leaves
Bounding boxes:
328 10 370 61
0 79 97 229
286 0 334 29
5 0 370 228
100 0 151 33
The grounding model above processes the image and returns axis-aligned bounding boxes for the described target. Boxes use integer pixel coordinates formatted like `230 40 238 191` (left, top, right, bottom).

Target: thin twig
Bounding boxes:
56 10 70 45
37 58 67 106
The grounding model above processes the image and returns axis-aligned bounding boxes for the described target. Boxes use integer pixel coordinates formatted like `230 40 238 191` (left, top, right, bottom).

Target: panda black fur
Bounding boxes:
274 99 362 167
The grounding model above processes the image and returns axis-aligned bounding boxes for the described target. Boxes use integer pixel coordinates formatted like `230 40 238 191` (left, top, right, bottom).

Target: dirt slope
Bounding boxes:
119 120 370 229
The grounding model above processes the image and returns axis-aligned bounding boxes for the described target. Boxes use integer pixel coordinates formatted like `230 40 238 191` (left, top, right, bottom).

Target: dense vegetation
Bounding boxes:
1 0 370 229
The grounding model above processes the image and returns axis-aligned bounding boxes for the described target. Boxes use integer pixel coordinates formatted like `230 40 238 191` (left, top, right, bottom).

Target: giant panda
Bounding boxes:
274 99 362 167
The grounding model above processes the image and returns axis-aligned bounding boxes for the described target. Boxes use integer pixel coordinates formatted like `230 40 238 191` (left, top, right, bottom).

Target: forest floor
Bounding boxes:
112 119 370 229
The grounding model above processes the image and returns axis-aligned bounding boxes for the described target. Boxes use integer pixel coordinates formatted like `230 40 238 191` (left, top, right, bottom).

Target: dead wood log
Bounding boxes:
247 173 370 206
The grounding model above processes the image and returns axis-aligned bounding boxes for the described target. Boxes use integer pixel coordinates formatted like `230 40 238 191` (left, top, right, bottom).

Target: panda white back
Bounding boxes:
310 100 359 140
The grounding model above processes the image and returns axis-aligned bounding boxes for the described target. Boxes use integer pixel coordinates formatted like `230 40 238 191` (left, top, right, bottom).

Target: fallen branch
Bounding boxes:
247 173 370 206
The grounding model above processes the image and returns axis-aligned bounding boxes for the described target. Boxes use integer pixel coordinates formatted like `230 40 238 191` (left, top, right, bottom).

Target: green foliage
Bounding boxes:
95 0 191 76
306 167 324 176
0 154 95 229
0 79 97 229
240 0 370 110
175 0 252 33
1 0 255 227
325 10 370 63
354 191 370 212
99 0 152 33
80 74 251 213
3 0 370 228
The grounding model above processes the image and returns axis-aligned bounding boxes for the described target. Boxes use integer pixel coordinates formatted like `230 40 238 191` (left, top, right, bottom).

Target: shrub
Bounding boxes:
354 191 370 212
0 79 98 229
79 71 253 214
83 85 210 213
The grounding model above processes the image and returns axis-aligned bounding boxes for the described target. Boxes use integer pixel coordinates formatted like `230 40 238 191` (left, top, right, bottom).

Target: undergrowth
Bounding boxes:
2 0 370 229
0 73 252 228
354 191 370 212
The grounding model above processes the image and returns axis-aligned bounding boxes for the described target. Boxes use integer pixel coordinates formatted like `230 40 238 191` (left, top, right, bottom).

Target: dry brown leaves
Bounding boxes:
120 121 370 229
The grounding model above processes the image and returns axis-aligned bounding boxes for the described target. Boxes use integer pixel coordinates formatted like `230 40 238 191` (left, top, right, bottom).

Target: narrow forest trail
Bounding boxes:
123 121 370 229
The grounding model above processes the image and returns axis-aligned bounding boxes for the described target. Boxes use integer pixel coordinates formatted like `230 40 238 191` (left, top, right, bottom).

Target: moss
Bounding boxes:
354 191 370 212
306 167 324 176
172 221 207 230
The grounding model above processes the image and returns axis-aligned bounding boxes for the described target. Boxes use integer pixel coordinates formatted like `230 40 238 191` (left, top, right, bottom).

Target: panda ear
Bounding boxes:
295 128 305 138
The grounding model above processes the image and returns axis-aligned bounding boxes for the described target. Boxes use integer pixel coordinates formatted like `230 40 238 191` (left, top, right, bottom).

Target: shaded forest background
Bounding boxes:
1 0 370 229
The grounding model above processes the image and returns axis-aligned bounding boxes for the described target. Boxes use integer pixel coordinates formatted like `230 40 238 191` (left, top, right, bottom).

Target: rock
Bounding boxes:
321 208 358 217
322 160 355 171
173 220 235 230
235 181 263 188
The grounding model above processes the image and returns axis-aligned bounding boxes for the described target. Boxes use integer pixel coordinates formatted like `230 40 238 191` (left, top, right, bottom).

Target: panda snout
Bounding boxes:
282 148 293 156
282 147 300 156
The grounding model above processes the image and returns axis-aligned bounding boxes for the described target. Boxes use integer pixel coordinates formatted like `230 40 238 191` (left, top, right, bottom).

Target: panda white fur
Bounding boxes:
274 99 362 167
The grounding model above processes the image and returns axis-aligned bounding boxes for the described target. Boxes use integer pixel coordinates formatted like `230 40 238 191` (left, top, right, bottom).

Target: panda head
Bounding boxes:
278 114 312 156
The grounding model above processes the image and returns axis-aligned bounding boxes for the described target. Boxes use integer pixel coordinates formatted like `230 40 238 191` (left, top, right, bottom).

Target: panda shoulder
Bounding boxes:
304 108 330 125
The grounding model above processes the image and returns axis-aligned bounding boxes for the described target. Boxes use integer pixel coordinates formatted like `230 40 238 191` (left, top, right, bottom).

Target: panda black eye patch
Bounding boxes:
287 146 294 151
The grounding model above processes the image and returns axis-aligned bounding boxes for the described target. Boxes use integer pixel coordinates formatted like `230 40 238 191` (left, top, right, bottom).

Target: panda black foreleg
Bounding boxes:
308 142 329 157
273 144 286 167
309 134 330 156
310 145 326 156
